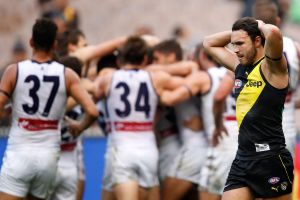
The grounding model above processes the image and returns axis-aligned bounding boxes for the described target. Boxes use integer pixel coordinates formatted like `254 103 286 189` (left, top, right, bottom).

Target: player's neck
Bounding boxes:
31 50 53 63
122 64 144 70
252 48 264 65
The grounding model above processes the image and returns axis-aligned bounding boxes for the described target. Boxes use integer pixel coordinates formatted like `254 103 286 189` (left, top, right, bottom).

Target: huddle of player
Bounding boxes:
0 1 299 200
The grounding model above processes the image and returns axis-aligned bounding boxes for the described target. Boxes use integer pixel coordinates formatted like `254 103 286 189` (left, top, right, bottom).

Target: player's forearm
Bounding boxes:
160 87 190 106
77 113 98 133
89 37 127 61
148 61 197 77
258 22 282 42
167 61 198 76
213 99 225 129
203 31 232 51
66 97 77 111
258 21 283 58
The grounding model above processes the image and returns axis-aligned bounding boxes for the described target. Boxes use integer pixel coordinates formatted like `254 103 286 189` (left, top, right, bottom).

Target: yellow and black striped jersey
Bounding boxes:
234 57 288 160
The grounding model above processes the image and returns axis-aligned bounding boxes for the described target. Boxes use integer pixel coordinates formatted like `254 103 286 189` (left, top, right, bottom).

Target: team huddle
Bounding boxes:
0 1 299 200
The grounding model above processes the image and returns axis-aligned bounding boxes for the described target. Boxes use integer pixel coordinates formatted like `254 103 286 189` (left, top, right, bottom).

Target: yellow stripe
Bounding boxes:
279 155 292 184
236 61 265 129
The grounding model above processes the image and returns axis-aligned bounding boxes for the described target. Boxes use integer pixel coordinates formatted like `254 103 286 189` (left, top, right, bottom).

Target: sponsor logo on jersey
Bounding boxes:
255 143 270 152
245 80 263 88
268 177 280 184
234 79 242 89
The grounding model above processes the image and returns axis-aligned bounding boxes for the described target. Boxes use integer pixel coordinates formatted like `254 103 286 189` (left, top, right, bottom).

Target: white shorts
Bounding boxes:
167 145 206 184
102 147 159 190
199 129 238 195
47 165 78 200
284 133 296 156
0 150 58 199
158 141 181 181
76 139 85 181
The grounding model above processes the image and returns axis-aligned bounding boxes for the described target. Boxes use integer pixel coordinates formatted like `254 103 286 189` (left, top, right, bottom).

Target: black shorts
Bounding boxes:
224 150 294 198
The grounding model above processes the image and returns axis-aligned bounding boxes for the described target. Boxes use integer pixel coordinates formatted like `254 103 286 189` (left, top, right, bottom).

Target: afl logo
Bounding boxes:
235 79 242 89
268 177 280 184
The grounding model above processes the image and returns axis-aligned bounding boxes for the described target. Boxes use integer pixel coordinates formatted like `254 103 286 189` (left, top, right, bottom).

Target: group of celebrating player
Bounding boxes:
0 0 299 200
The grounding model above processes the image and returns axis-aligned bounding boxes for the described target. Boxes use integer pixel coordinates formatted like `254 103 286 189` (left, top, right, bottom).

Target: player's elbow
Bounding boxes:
203 37 213 52
214 94 226 103
265 25 282 41
160 94 178 106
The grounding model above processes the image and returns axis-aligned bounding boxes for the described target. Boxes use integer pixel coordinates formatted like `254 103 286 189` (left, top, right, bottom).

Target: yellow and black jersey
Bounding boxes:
234 57 288 160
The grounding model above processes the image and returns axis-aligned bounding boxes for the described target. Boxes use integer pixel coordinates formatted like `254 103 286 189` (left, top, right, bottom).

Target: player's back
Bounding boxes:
281 36 300 154
8 59 67 151
106 69 158 148
201 66 226 140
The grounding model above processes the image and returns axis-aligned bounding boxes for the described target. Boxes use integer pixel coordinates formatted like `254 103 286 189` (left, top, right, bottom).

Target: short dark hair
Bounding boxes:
232 17 265 46
152 39 183 61
60 56 82 76
32 18 58 52
97 52 118 73
119 36 149 65
56 29 85 57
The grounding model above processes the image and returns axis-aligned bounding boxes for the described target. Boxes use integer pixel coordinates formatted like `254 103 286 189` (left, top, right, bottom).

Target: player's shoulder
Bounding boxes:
98 68 116 77
2 63 18 77
148 69 170 79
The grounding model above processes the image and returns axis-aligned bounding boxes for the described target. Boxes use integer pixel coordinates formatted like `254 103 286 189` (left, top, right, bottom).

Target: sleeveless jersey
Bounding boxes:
223 89 236 120
8 60 67 151
282 36 300 138
58 105 83 167
106 69 158 148
175 97 207 147
155 106 180 147
201 67 227 140
97 99 111 135
234 58 288 159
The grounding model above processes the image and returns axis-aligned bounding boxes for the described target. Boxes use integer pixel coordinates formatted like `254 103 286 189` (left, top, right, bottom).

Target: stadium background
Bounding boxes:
1 0 300 199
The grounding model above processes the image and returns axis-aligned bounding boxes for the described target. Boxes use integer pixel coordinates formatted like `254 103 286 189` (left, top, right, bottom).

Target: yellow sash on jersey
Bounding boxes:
236 59 266 129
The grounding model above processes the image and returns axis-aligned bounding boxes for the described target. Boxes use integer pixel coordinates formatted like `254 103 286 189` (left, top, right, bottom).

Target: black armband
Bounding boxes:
265 54 282 61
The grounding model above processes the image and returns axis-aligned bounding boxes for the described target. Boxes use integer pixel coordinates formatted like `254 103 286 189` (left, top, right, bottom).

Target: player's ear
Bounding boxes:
53 40 58 50
29 38 34 48
276 16 282 27
254 36 262 48
142 55 148 66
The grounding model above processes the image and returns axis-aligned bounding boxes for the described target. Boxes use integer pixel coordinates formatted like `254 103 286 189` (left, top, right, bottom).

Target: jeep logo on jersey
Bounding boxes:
234 79 242 89
245 80 263 88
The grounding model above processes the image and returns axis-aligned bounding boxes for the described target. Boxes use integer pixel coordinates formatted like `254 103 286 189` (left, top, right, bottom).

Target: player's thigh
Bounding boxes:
0 151 34 198
101 189 116 200
222 187 253 200
29 152 59 199
114 180 139 200
162 177 194 200
0 192 23 200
